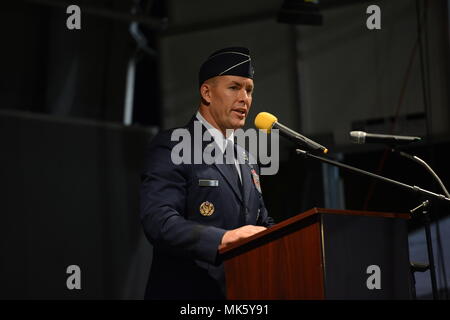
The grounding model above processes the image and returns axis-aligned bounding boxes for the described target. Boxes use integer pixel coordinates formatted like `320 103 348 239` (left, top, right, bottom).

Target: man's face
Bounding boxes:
202 75 254 133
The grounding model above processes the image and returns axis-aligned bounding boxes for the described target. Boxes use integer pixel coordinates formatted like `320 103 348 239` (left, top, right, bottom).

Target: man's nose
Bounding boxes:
238 88 250 102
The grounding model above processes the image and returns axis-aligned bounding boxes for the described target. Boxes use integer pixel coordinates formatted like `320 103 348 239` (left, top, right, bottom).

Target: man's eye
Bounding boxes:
230 86 238 90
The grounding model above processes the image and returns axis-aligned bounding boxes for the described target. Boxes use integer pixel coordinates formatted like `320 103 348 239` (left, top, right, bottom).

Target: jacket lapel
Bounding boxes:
240 162 252 207
186 116 244 204
236 144 253 207
214 162 243 204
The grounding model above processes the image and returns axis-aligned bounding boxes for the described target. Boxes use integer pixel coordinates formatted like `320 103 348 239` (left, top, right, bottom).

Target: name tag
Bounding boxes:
198 179 219 187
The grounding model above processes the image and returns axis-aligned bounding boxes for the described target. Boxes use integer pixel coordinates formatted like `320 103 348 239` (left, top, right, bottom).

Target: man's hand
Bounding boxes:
219 225 267 250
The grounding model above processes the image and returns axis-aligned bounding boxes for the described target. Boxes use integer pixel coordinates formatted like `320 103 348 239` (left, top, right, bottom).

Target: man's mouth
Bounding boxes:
232 108 247 119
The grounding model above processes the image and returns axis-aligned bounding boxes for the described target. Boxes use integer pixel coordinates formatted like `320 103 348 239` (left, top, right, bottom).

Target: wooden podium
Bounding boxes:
218 208 412 299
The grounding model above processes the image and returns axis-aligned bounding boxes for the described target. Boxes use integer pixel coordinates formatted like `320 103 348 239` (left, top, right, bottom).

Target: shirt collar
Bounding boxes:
196 111 234 154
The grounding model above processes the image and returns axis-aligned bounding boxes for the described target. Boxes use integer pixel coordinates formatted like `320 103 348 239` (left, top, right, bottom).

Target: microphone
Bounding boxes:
255 112 328 154
349 131 422 145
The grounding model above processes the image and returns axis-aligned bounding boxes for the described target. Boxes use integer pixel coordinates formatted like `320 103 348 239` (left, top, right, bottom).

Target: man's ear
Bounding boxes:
200 83 212 106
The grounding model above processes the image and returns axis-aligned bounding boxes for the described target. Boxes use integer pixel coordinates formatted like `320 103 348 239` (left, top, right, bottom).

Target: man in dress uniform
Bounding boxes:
140 47 274 300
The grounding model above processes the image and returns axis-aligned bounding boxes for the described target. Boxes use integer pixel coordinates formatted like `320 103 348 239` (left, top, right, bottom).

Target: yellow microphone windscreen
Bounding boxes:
254 112 277 132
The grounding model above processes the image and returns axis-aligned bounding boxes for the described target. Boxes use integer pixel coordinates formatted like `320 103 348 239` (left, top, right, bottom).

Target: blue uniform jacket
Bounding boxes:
140 116 274 299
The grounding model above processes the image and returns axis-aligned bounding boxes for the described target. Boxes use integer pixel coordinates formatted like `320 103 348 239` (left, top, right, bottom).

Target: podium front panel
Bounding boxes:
224 214 325 299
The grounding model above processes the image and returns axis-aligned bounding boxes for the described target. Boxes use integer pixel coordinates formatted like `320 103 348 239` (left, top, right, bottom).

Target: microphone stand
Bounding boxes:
410 200 438 299
392 148 450 300
295 148 450 299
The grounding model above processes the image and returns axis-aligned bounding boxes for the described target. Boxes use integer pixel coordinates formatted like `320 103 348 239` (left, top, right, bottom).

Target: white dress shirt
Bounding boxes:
196 111 242 182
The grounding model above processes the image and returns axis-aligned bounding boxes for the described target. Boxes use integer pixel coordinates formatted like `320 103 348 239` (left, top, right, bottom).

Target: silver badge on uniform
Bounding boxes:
198 179 219 187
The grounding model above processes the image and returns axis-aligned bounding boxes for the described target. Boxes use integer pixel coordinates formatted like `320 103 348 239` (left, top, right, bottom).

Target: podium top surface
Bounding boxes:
218 207 410 256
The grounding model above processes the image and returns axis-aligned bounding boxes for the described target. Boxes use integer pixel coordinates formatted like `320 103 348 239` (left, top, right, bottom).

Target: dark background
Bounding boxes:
1 0 449 299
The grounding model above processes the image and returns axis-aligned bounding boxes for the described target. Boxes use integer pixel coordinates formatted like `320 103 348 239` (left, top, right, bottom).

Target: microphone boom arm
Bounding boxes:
295 149 450 203
392 149 450 198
